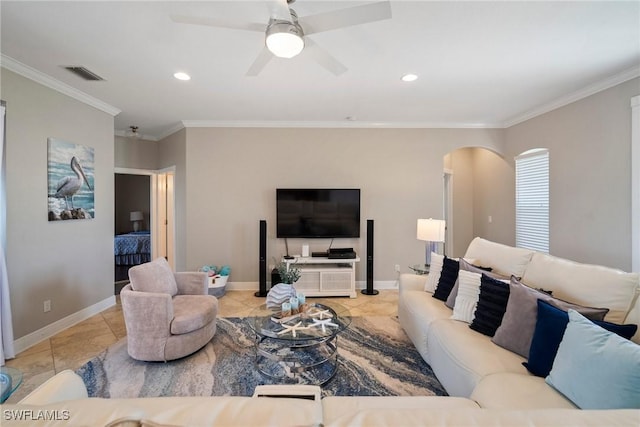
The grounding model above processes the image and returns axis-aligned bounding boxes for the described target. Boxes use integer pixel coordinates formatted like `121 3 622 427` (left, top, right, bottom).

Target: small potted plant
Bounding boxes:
277 261 301 285
266 261 301 309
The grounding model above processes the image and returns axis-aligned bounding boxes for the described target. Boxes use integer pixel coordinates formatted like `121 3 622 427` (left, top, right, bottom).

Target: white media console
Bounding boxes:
284 256 360 298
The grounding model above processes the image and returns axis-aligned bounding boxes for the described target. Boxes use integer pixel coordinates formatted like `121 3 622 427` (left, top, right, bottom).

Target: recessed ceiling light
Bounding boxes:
401 73 418 82
174 72 191 81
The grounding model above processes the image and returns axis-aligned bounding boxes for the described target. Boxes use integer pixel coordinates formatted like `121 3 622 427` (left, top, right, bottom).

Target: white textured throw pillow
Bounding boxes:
424 252 444 293
451 270 482 323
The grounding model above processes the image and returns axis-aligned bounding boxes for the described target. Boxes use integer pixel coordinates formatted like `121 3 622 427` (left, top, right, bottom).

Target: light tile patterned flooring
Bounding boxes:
4 290 398 403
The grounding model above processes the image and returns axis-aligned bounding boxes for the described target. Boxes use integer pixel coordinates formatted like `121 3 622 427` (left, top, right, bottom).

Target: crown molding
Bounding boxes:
180 120 500 129
0 54 121 117
155 122 186 141
502 65 640 128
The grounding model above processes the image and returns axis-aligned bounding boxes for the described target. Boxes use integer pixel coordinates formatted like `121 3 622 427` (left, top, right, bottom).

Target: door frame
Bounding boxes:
114 167 175 269
443 168 454 257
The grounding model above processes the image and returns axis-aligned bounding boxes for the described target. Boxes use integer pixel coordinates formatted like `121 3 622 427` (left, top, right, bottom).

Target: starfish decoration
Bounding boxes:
277 321 307 338
308 317 339 333
309 308 333 320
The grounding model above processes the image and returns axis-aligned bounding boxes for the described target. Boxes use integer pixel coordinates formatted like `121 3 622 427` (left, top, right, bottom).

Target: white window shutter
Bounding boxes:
515 150 549 253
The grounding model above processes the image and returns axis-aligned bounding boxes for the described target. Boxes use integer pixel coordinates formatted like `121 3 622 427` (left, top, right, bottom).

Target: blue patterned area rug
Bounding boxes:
76 316 446 398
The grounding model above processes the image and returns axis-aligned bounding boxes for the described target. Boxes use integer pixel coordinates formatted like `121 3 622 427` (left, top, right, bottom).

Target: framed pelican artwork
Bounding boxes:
47 138 95 221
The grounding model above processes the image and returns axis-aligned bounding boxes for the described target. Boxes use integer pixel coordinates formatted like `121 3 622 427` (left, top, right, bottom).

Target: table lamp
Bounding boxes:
130 211 144 232
417 218 446 267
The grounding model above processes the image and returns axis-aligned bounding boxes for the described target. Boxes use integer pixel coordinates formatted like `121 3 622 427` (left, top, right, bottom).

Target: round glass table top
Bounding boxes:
1 366 23 403
409 264 430 275
248 301 351 341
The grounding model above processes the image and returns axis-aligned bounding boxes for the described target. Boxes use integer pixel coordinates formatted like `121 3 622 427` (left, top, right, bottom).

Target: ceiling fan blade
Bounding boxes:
301 1 392 35
246 47 274 77
304 38 347 76
266 0 292 21
170 14 264 32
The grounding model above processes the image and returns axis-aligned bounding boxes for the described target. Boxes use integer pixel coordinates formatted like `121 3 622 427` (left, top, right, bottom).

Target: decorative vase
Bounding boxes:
266 283 297 309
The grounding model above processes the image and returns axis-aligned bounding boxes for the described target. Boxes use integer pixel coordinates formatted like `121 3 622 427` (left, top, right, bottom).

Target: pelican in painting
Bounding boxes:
55 156 92 210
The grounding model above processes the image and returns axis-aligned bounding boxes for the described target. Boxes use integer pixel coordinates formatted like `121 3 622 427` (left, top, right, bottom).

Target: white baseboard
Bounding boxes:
13 295 116 354
356 280 399 290
226 280 399 291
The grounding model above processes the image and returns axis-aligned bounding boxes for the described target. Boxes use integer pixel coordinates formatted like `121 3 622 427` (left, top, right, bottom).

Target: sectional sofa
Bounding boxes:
2 237 638 426
2 369 639 426
398 237 640 411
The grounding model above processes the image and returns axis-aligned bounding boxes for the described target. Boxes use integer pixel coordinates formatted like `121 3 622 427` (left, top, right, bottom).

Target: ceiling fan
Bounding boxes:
170 0 392 76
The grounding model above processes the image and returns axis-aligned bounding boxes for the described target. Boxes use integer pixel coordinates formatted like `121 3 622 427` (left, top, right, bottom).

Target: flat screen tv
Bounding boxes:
276 189 361 238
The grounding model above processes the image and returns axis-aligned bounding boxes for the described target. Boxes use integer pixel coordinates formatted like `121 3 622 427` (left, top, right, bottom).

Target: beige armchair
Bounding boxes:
121 258 218 361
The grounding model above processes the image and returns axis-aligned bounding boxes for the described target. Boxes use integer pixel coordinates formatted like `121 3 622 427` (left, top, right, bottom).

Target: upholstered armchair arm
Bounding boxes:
120 286 173 338
175 271 208 295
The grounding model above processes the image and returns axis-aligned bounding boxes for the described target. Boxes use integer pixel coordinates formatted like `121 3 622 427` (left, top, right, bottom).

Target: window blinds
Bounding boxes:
515 149 549 253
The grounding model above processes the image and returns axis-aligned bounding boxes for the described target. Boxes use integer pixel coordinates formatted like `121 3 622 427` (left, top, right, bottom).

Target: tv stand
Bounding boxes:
284 256 359 298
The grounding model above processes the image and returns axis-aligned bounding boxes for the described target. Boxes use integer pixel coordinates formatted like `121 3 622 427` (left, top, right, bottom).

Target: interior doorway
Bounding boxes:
114 167 175 292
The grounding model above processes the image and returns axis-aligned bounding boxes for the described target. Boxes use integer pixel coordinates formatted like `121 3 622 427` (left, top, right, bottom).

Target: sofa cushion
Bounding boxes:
470 373 576 410
433 257 459 301
463 237 534 277
451 269 482 323
322 407 640 427
546 310 640 409
398 290 453 363
492 277 609 358
427 319 528 397
322 396 479 426
129 258 178 296
2 396 322 427
170 295 218 335
469 275 510 337
525 300 637 378
424 252 444 293
521 252 639 324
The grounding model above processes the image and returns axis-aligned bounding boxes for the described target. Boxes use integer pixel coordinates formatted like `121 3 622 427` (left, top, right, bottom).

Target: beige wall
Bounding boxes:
181 127 503 283
2 69 115 339
472 148 515 246
447 148 475 258
114 136 158 170
158 129 186 269
487 77 640 271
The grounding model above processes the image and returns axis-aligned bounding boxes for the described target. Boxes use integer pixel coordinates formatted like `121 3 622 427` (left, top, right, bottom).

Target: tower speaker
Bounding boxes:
362 219 378 295
255 220 268 297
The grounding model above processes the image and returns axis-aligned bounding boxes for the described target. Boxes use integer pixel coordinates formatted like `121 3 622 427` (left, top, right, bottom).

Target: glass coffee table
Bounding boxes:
247 301 351 385
1 366 23 403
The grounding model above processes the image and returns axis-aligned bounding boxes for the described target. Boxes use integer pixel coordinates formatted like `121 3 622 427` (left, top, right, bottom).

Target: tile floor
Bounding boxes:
4 289 398 403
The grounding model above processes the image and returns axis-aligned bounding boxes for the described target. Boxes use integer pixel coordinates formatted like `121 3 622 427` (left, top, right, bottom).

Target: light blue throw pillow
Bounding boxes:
545 309 640 409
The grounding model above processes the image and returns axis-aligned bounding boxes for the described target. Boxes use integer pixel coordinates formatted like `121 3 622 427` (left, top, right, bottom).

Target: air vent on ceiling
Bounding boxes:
63 66 105 81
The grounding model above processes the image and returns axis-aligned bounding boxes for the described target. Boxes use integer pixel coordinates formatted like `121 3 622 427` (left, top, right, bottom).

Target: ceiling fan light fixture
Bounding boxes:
125 126 141 139
266 21 304 58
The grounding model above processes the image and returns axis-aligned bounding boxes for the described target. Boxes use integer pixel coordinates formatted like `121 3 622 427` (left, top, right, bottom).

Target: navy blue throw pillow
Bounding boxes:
433 257 459 301
469 274 510 337
524 299 638 378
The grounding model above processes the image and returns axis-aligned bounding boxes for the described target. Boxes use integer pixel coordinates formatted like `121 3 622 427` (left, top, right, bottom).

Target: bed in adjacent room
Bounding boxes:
114 231 151 282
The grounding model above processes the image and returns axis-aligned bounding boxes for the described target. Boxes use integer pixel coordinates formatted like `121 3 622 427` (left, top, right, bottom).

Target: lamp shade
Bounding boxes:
130 211 144 222
417 219 446 242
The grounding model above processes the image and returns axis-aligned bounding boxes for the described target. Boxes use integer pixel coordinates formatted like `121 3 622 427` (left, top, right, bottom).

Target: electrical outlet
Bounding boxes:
44 300 51 313
394 264 401 273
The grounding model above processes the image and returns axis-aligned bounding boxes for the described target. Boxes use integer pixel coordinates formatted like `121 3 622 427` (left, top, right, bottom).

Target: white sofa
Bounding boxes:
398 237 640 407
2 369 639 426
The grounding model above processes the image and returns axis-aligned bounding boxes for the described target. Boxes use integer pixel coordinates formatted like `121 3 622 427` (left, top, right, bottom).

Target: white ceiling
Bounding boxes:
2 1 639 140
